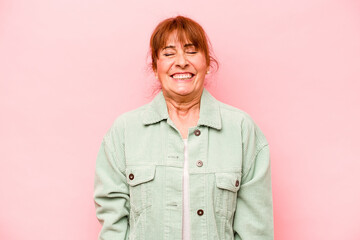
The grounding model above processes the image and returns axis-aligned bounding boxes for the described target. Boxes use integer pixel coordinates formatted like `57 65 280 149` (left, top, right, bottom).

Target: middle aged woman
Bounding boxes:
94 15 274 240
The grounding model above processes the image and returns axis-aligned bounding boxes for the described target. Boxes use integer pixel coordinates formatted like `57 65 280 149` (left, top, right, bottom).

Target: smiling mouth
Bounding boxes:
170 73 195 80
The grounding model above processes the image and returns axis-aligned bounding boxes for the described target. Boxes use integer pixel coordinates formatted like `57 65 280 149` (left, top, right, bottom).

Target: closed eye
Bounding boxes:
187 51 197 54
163 53 175 56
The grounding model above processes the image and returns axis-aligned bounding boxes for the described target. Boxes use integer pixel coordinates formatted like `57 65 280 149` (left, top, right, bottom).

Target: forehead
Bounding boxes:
163 31 193 47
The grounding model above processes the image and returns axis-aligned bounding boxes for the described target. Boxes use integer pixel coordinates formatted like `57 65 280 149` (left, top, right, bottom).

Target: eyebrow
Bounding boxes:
184 43 195 48
162 45 176 50
162 43 195 50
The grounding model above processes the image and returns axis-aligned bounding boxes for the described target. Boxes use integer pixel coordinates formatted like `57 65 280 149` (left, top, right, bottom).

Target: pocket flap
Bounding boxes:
126 165 156 187
215 172 241 192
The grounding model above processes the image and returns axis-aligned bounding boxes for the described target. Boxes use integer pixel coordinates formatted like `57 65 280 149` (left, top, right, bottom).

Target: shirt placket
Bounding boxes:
163 118 186 240
188 126 209 240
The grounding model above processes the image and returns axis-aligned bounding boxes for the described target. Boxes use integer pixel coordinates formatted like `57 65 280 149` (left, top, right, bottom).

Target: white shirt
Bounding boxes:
182 139 191 240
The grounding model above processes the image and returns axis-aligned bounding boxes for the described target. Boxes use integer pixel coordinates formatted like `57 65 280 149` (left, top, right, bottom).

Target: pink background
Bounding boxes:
1 0 360 239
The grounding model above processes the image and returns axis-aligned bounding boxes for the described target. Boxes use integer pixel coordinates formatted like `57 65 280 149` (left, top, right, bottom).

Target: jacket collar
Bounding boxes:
142 88 222 130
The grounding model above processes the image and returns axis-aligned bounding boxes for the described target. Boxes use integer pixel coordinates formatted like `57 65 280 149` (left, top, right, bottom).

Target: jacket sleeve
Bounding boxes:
93 118 130 240
233 117 274 240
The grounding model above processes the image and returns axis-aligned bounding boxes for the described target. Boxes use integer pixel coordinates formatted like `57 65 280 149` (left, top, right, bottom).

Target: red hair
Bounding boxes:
150 15 218 72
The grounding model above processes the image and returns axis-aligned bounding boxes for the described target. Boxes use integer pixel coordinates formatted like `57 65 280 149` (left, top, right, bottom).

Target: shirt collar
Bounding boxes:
141 88 222 130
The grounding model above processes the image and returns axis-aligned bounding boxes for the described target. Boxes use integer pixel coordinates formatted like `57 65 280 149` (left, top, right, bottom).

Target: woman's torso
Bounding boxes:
103 89 268 240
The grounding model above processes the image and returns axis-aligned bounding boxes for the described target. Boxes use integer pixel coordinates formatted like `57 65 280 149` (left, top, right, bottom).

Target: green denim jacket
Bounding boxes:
94 88 274 240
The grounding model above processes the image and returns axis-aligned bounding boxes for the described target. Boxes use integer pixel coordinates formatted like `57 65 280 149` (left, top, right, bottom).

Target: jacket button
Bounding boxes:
194 129 201 136
196 160 203 167
197 209 204 216
235 180 239 187
129 173 134 180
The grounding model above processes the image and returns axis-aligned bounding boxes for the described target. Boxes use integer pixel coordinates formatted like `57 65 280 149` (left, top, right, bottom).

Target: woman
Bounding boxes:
94 15 274 240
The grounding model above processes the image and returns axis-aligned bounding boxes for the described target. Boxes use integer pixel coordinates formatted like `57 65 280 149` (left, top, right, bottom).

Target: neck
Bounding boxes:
163 90 203 117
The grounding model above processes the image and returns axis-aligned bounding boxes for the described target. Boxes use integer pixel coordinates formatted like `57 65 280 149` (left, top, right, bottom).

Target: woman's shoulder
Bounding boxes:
215 99 257 125
214 98 268 146
101 102 151 145
204 89 257 126
110 102 151 129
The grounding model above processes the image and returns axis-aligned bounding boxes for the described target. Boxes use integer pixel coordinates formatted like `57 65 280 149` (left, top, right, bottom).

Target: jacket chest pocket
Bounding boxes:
214 172 241 219
126 165 156 215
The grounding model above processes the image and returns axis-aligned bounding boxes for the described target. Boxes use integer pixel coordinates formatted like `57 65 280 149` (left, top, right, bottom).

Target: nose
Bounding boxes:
175 52 189 68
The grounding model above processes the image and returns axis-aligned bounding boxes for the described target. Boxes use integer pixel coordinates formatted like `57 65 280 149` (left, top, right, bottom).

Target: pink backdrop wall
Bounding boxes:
1 0 360 239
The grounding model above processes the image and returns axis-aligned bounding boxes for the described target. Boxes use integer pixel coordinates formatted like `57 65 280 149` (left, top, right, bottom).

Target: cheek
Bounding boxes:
196 63 208 75
192 56 208 72
156 59 173 74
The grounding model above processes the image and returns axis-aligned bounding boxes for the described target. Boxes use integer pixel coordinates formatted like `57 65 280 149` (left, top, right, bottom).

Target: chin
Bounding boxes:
173 89 193 96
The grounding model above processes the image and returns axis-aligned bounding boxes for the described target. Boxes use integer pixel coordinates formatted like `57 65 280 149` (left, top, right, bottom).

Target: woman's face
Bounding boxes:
155 32 209 99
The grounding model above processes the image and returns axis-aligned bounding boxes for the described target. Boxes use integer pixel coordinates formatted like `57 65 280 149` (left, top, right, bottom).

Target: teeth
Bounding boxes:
172 73 193 79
